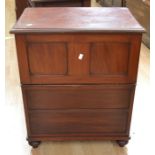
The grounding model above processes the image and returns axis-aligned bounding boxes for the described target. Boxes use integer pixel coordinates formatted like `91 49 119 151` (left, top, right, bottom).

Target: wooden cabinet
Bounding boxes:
11 8 144 148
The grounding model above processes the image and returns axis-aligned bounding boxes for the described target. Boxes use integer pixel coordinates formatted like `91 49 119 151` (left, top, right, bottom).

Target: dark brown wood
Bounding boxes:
28 0 90 7
28 140 41 148
15 33 142 84
82 0 90 6
11 8 145 33
90 42 129 75
22 84 135 109
28 42 67 75
117 140 128 147
97 0 126 7
15 0 28 19
29 109 128 135
68 43 90 76
27 135 130 142
122 0 126 6
12 8 144 148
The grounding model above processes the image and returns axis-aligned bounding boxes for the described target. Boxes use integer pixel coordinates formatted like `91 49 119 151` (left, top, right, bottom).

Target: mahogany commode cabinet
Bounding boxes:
11 7 144 148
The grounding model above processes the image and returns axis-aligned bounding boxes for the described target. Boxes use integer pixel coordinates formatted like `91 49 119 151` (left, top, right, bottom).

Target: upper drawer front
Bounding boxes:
22 84 135 110
16 34 142 84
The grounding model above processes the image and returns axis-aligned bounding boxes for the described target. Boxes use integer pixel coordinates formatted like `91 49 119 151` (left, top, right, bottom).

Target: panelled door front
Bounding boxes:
16 33 141 84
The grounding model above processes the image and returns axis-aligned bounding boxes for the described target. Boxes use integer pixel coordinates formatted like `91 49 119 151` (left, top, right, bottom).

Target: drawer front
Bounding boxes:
22 84 135 110
29 109 128 135
16 34 142 84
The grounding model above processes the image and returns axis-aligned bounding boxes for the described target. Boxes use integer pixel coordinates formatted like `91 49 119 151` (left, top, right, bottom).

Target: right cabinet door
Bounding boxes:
87 34 142 83
90 42 129 76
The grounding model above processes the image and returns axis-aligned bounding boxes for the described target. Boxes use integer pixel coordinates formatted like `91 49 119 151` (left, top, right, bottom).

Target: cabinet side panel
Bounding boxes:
128 34 143 82
15 35 31 83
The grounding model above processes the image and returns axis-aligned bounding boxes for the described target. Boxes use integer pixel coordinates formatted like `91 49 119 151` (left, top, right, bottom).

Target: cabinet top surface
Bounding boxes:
11 7 145 33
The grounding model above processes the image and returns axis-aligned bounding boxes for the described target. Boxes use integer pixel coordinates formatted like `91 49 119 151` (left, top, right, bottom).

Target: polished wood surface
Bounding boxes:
11 8 145 33
15 33 142 84
23 85 134 109
90 42 130 75
28 42 68 75
29 109 127 134
11 8 144 148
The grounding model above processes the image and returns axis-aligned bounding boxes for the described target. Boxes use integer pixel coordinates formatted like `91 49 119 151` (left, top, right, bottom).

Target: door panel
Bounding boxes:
90 42 130 76
27 42 68 75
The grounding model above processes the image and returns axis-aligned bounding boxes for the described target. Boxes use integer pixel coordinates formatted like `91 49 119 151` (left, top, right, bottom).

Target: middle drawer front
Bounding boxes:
22 84 135 110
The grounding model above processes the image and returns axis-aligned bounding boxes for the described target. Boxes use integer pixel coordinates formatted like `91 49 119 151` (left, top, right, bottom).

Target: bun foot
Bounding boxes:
28 141 41 148
116 140 128 147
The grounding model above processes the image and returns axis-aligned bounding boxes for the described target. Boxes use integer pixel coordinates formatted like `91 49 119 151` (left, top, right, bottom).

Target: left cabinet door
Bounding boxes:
15 34 69 84
27 42 68 76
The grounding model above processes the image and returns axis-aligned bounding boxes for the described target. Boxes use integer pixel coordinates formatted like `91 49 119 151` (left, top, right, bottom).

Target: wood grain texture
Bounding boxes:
90 42 129 75
11 7 145 33
15 35 31 83
15 33 142 84
22 84 135 109
68 43 90 76
29 109 128 135
28 42 68 75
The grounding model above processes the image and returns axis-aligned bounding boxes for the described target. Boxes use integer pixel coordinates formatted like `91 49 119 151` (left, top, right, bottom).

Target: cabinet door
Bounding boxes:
27 42 67 75
16 34 142 84
90 42 129 76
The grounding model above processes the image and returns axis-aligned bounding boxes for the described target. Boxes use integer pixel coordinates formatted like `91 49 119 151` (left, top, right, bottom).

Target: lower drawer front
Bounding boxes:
29 109 128 135
23 84 135 109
